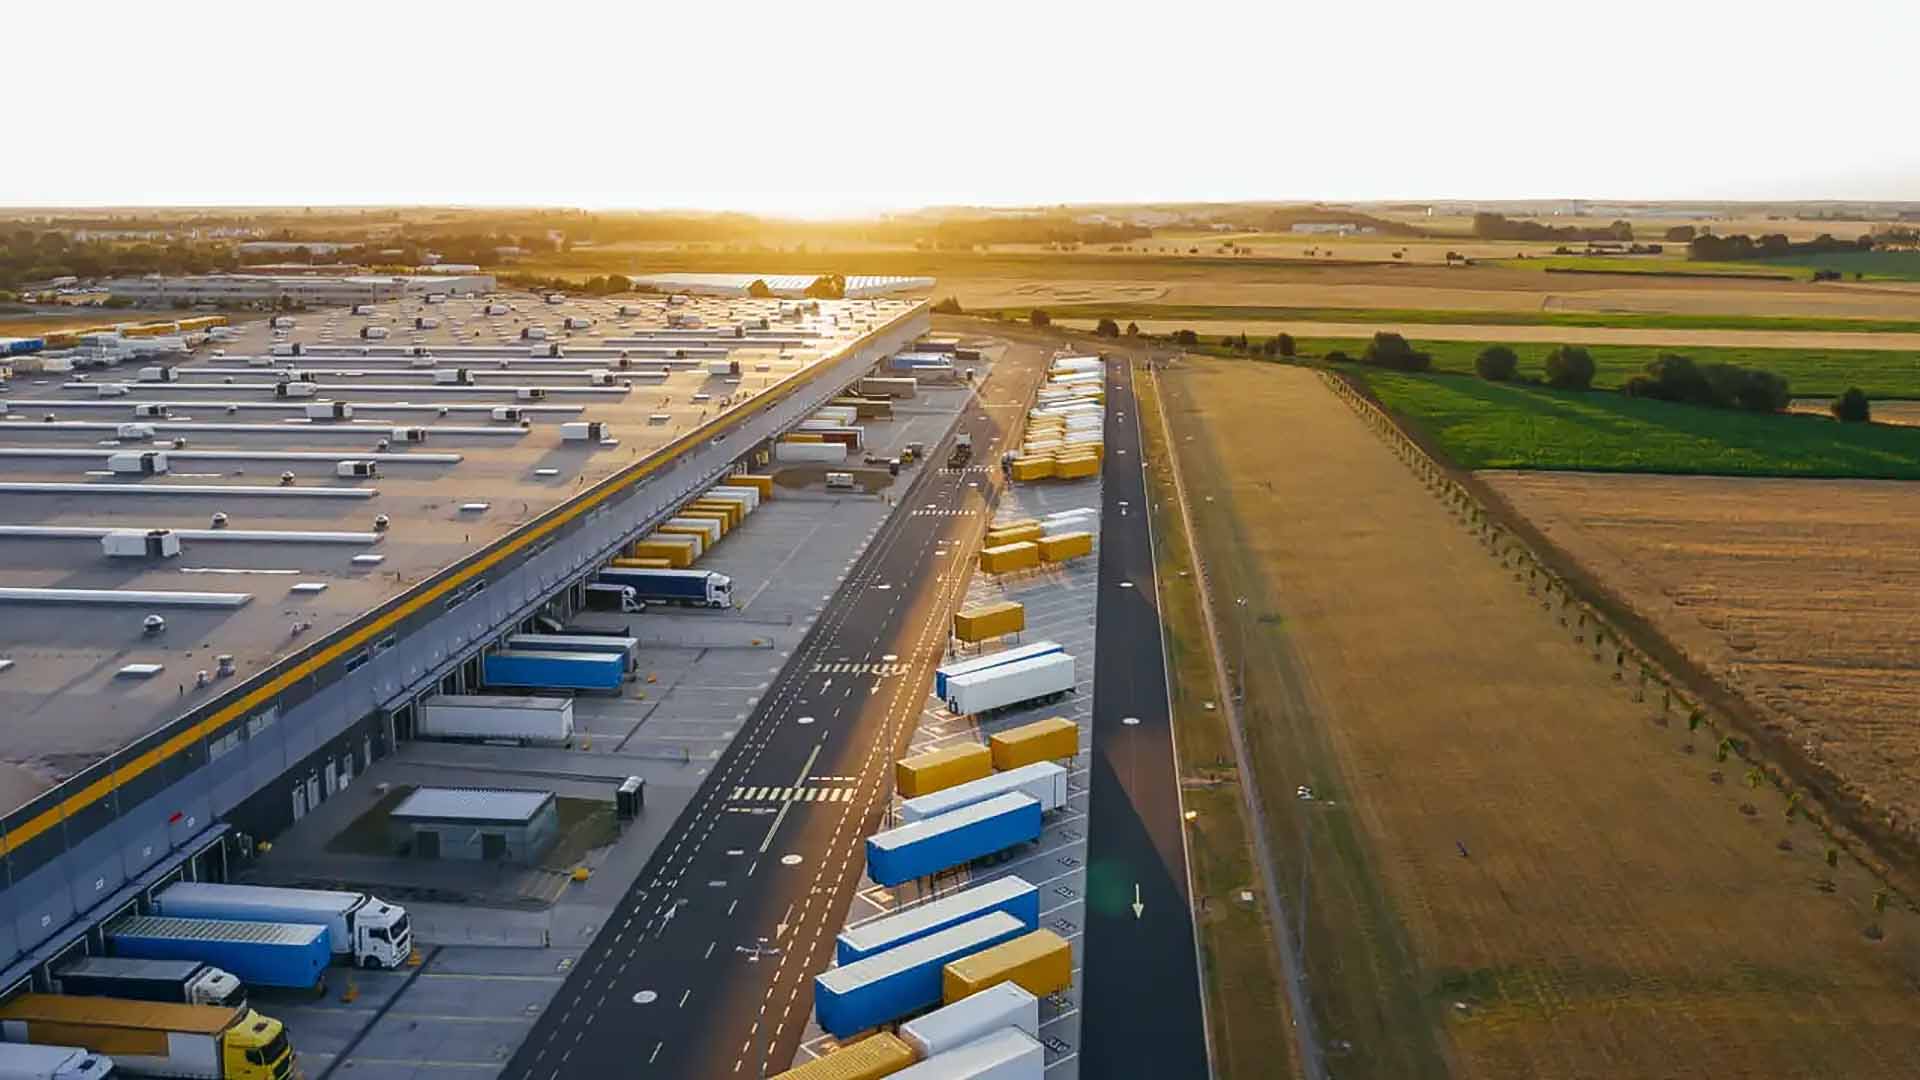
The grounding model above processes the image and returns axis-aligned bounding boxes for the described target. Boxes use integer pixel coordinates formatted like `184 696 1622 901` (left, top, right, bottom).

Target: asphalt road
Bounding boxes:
500 343 1049 1080
1076 356 1211 1077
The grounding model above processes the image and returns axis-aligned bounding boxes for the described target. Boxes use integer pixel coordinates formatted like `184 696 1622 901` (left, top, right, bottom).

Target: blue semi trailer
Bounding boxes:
934 641 1063 701
813 911 1026 1038
836 876 1039 965
596 567 732 608
483 649 624 691
865 793 1042 887
104 916 331 993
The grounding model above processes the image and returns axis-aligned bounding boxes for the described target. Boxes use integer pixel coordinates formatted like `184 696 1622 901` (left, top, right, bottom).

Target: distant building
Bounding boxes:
389 788 559 863
103 273 496 306
1290 223 1375 236
236 241 347 256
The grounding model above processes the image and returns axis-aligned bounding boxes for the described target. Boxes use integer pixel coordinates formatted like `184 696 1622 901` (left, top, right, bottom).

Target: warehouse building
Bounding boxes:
0 286 929 995
390 788 559 863
630 273 934 299
102 273 496 306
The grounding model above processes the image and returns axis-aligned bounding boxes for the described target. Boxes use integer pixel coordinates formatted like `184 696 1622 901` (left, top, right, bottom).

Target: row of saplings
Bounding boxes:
1382 334 1878 424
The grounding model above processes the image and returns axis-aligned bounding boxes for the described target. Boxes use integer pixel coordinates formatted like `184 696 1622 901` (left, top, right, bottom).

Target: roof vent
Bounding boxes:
373 514 390 532
227 404 240 414
210 512 229 529
142 614 166 636
280 471 296 486
216 654 235 677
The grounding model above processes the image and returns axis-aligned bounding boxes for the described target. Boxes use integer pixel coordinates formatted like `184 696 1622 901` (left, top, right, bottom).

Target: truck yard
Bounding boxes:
0 276 1209 1080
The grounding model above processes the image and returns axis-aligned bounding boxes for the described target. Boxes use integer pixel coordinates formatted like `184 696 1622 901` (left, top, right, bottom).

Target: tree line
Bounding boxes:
1473 213 1633 243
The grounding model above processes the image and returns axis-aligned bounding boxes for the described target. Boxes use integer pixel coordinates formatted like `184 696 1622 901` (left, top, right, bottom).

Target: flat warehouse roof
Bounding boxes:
0 288 925 813
392 787 555 824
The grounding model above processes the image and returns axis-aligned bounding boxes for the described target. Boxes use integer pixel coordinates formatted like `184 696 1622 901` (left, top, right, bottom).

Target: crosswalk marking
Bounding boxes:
729 786 855 804
809 661 909 677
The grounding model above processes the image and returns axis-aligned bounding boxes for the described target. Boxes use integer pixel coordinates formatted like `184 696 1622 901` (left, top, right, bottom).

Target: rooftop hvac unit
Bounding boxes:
275 382 319 399
434 368 473 385
247 356 275 367
529 344 562 358
520 326 548 340
108 451 168 475
117 423 157 441
586 371 614 386
559 421 607 442
132 403 171 418
391 426 430 443
565 316 593 330
137 366 177 382
96 383 130 398
490 406 525 422
415 316 441 330
516 387 549 402
103 528 181 558
360 326 389 340
305 401 352 420
336 459 379 478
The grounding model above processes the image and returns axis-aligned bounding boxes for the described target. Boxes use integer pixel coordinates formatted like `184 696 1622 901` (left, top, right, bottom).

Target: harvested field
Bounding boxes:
1483 471 1920 882
1160 357 1920 1079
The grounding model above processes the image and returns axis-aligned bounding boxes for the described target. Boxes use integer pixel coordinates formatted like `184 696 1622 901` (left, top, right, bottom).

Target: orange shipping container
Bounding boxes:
769 1032 915 1080
942 929 1073 1002
895 743 993 798
1011 459 1054 482
954 601 1024 643
632 539 696 568
784 432 826 443
979 542 1040 575
730 474 775 498
1037 532 1092 563
984 523 1044 546
1054 457 1099 480
989 716 1079 769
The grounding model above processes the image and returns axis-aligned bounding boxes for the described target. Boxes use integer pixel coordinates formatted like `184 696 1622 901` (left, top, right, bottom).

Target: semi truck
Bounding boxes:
813 913 1026 1039
582 583 643 613
898 763 1069 824
415 694 574 744
150 883 411 970
865 793 1044 887
482 649 625 692
0 996 292 1080
105 917 329 993
934 643 1064 701
837 877 1039 965
596 567 732 608
944 654 1075 716
52 956 246 1010
0 1044 115 1080
501 634 637 670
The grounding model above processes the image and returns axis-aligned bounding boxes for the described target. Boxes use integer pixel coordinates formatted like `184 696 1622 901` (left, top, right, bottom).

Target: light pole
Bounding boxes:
735 936 784 1078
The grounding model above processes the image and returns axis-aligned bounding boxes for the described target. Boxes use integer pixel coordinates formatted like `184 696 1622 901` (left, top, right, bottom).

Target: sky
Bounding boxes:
7 0 1917 214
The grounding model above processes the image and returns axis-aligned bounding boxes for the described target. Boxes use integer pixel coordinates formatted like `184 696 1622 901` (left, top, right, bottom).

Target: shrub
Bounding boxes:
1361 332 1432 372
1832 387 1871 422
1171 329 1199 346
1474 345 1518 382
1702 362 1790 412
1324 350 1352 364
1095 317 1120 338
1543 346 1596 390
1125 321 1140 337
1028 309 1051 328
932 296 963 315
1275 333 1296 357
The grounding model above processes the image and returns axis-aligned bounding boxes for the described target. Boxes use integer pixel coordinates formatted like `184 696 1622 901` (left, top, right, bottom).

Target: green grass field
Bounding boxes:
1277 338 1920 398
1495 255 1806 279
1353 367 1920 478
1752 250 1920 281
1002 302 1920 335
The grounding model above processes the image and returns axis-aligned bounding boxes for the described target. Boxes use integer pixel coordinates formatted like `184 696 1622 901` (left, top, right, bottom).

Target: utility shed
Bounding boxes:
390 787 558 863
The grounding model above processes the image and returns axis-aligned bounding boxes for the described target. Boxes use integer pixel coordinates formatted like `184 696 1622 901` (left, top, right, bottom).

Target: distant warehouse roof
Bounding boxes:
391 787 555 826
630 273 932 299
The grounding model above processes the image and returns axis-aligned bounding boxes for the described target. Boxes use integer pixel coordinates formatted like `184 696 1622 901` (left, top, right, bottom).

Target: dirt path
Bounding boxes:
1066 317 1920 352
1161 357 1920 1079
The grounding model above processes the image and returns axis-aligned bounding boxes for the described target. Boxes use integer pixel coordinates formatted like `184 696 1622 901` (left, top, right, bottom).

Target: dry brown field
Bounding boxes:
1161 357 1920 1079
1485 472 1920 872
